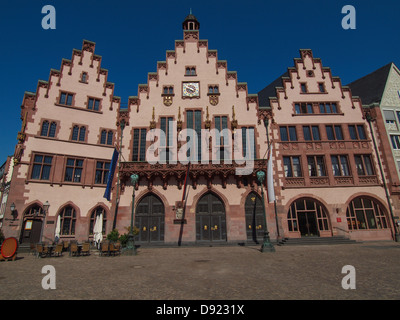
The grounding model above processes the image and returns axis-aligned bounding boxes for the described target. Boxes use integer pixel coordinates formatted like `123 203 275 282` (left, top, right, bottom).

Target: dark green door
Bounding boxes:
135 194 164 243
196 193 226 242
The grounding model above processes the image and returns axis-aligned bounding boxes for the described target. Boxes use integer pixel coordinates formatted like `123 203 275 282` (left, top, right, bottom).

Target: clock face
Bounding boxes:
183 82 199 97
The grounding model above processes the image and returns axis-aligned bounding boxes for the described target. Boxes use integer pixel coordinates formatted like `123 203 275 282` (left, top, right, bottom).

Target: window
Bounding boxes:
208 86 219 94
280 126 297 141
100 130 113 145
40 120 57 138
390 135 400 149
214 116 229 161
242 127 256 159
354 155 374 176
81 72 88 83
294 103 313 114
185 111 202 161
71 126 86 142
307 156 326 177
300 83 307 93
89 207 107 235
87 98 100 111
132 128 147 162
59 92 73 106
326 125 343 140
64 158 84 183
287 198 330 233
185 67 196 76
160 117 174 162
346 197 388 230
59 206 76 235
349 125 366 140
331 155 350 176
303 126 320 141
283 156 302 177
163 86 174 95
319 103 338 114
31 154 53 180
318 83 325 93
95 161 110 184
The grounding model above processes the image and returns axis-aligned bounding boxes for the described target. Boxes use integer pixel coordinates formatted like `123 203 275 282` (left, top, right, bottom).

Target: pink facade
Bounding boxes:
1 14 398 245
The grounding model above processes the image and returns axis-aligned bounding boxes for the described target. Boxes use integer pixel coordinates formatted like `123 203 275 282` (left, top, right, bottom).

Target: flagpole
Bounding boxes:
263 117 280 241
178 162 190 246
112 119 125 230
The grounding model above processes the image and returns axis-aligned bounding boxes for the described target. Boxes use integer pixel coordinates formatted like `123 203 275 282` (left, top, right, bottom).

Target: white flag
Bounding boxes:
267 144 275 203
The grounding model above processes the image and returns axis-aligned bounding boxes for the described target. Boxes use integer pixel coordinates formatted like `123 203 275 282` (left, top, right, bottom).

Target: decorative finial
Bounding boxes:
190 8 192 15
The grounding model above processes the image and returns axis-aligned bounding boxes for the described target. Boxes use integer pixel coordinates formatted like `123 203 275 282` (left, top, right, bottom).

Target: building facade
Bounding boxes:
2 40 120 244
258 50 398 241
1 14 399 245
347 63 400 239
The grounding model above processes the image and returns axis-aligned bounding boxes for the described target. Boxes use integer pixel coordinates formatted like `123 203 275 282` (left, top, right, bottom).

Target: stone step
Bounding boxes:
277 236 358 246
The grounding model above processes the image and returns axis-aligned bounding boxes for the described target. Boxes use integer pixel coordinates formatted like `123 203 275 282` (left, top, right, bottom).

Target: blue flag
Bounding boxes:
103 148 119 201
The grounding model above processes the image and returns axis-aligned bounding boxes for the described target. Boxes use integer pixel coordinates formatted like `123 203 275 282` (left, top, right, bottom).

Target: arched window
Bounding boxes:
100 129 107 144
72 126 86 142
107 131 113 145
287 198 330 236
89 207 107 235
49 122 57 137
346 197 388 230
79 126 86 141
81 72 87 83
59 206 77 236
40 121 49 136
72 126 79 141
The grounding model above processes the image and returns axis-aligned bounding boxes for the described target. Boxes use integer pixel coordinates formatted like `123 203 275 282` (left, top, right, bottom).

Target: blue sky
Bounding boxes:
1 0 399 163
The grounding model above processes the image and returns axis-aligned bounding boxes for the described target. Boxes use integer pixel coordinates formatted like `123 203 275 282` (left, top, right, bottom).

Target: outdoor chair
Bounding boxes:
63 241 70 252
70 242 79 257
81 242 90 256
29 243 36 255
109 242 121 256
100 241 109 256
36 243 49 258
52 243 63 257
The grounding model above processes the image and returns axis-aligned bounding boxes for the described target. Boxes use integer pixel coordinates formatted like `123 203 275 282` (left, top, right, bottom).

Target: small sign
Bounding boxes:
25 220 33 230
337 217 342 223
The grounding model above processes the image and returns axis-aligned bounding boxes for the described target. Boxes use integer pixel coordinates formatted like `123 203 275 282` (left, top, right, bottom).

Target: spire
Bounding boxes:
182 10 200 30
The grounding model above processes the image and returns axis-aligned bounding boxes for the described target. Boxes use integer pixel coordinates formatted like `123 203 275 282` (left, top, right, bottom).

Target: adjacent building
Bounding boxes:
258 50 398 241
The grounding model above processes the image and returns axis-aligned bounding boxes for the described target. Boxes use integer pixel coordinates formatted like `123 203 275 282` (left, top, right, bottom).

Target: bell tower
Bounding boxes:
182 9 200 31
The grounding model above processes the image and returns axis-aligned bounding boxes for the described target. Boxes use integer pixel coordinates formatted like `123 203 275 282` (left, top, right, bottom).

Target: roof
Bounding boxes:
257 71 288 107
346 63 393 105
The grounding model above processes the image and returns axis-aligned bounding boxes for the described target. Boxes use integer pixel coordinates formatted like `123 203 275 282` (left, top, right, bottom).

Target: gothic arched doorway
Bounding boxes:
135 193 165 243
20 204 44 244
245 192 264 243
196 192 227 242
287 198 330 237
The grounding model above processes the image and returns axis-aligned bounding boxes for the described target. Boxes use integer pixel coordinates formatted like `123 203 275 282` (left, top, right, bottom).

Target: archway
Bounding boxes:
20 204 44 244
135 193 165 243
196 192 226 242
245 192 264 243
287 198 330 237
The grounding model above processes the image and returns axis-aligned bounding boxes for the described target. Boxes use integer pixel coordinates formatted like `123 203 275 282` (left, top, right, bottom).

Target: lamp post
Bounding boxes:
124 173 139 255
39 201 50 243
256 170 275 252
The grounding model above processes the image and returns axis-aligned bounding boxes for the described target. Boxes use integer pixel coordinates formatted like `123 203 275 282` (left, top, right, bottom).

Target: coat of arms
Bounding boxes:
209 95 219 106
163 96 173 106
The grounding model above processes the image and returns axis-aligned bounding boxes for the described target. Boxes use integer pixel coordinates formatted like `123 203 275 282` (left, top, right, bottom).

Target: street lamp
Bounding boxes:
39 201 50 243
10 203 16 220
256 170 275 252
124 173 139 255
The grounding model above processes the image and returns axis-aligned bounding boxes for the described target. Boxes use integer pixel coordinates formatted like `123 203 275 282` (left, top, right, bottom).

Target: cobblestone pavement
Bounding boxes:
0 241 399 300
